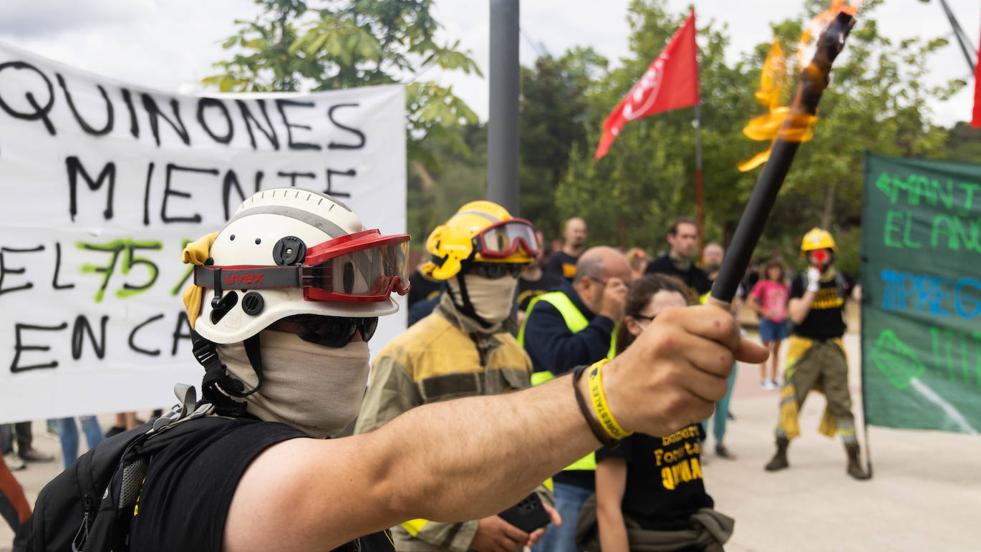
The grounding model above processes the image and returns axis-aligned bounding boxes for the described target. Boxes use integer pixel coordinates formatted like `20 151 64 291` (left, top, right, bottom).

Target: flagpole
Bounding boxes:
936 0 977 73
691 5 704 256
694 102 705 255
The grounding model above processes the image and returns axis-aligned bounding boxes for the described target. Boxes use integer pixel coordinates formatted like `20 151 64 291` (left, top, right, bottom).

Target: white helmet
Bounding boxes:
191 188 409 345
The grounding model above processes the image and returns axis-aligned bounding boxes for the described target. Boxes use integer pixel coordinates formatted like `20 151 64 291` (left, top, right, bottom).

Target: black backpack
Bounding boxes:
17 384 216 552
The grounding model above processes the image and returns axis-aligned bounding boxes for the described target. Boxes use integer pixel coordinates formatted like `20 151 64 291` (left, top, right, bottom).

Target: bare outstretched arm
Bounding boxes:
224 304 768 552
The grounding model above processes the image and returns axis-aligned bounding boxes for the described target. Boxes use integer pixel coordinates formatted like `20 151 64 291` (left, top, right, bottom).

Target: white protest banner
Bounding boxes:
0 43 406 424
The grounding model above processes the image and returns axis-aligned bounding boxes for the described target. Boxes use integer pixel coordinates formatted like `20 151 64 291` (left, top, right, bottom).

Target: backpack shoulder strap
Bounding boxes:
79 384 219 552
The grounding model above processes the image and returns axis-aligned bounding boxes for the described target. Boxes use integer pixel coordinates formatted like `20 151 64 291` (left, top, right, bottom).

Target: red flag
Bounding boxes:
972 24 980 128
595 8 699 160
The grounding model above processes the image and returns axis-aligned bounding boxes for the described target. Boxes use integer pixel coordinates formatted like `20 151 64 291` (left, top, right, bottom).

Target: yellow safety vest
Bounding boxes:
518 291 612 471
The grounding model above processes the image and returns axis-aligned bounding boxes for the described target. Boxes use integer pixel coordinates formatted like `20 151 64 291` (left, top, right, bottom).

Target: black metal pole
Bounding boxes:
711 11 855 304
487 0 521 214
694 103 705 256
936 0 977 73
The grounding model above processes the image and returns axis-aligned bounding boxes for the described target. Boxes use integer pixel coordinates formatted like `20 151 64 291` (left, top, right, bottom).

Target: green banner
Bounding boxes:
861 153 981 434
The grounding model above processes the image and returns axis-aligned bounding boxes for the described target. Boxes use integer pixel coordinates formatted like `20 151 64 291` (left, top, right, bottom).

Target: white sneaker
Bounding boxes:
763 380 777 390
3 452 26 471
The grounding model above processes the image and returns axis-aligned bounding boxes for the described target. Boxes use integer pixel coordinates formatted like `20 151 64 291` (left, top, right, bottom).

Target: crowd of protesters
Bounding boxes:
387 212 868 550
3 204 866 552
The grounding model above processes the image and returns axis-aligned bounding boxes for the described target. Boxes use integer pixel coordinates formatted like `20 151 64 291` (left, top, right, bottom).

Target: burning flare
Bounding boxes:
797 0 861 68
738 0 861 172
737 40 802 172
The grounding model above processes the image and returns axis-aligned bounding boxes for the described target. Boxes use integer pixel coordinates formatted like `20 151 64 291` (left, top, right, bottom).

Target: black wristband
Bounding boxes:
572 364 617 446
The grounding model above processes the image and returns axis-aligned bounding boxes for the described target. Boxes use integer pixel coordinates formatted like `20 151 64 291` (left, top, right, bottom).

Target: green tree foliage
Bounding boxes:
519 47 606 239
940 122 981 163
557 0 759 254
203 0 968 274
553 0 962 274
407 124 486 252
203 0 481 164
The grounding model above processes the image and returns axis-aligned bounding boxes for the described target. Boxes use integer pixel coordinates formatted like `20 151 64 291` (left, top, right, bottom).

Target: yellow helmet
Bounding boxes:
801 228 836 253
423 200 538 280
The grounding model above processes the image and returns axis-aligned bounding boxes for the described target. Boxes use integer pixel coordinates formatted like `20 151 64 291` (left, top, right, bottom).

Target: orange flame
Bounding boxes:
738 40 806 172
796 0 861 68
738 0 860 172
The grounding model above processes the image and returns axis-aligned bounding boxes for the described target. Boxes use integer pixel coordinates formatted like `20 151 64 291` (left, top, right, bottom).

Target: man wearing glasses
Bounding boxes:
518 246 632 552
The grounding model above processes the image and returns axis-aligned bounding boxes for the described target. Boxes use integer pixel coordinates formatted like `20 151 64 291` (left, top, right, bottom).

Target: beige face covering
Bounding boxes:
217 329 370 439
449 273 519 324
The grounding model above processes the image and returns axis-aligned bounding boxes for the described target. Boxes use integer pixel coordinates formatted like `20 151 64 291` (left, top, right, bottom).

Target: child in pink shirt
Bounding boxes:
749 259 789 389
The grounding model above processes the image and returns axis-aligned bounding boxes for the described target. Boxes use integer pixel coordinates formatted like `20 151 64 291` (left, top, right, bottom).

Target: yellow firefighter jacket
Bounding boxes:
355 293 553 552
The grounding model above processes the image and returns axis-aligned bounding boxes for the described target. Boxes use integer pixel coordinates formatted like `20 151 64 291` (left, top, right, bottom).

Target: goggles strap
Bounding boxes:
194 266 301 291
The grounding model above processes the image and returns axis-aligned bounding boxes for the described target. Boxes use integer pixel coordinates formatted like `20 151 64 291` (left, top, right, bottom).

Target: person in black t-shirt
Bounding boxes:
545 217 588 283
764 228 870 480
583 274 732 552
25 190 769 552
645 216 711 301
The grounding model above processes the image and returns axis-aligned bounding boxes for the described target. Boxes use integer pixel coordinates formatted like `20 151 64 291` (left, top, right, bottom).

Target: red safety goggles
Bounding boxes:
474 219 540 259
194 229 410 303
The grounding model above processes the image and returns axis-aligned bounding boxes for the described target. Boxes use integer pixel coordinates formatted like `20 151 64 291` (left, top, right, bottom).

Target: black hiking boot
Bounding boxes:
846 443 872 480
764 437 789 471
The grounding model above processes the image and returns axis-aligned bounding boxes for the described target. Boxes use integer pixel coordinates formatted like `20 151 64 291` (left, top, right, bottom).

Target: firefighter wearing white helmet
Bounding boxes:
764 228 870 480
355 200 559 552
27 186 770 552
186 188 408 432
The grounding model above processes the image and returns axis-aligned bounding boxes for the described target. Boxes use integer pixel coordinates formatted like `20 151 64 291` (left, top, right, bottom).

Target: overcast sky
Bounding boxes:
0 0 977 126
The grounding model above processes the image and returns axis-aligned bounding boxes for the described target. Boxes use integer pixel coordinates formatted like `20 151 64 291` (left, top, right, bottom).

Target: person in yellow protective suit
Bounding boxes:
356 201 559 552
764 228 870 480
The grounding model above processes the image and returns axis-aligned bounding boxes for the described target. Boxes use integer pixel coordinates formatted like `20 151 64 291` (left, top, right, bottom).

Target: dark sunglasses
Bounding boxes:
274 314 379 347
470 263 523 279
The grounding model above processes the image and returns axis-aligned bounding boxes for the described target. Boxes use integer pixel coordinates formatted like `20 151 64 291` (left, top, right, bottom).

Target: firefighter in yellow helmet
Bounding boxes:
764 228 870 480
355 201 559 551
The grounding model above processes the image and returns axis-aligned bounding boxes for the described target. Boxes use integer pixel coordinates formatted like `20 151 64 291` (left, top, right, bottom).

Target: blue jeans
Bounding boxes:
533 481 593 552
0 425 11 455
758 318 789 343
59 416 103 469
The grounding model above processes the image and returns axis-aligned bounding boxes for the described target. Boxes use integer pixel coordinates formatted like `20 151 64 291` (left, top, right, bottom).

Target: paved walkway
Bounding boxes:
3 333 980 551
704 334 981 551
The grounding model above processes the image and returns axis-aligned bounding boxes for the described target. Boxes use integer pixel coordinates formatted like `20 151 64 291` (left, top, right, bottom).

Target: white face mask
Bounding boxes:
217 330 370 439
449 273 518 324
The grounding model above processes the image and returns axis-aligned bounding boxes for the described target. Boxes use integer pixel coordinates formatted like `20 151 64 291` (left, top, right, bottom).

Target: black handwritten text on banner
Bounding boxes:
0 43 406 423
